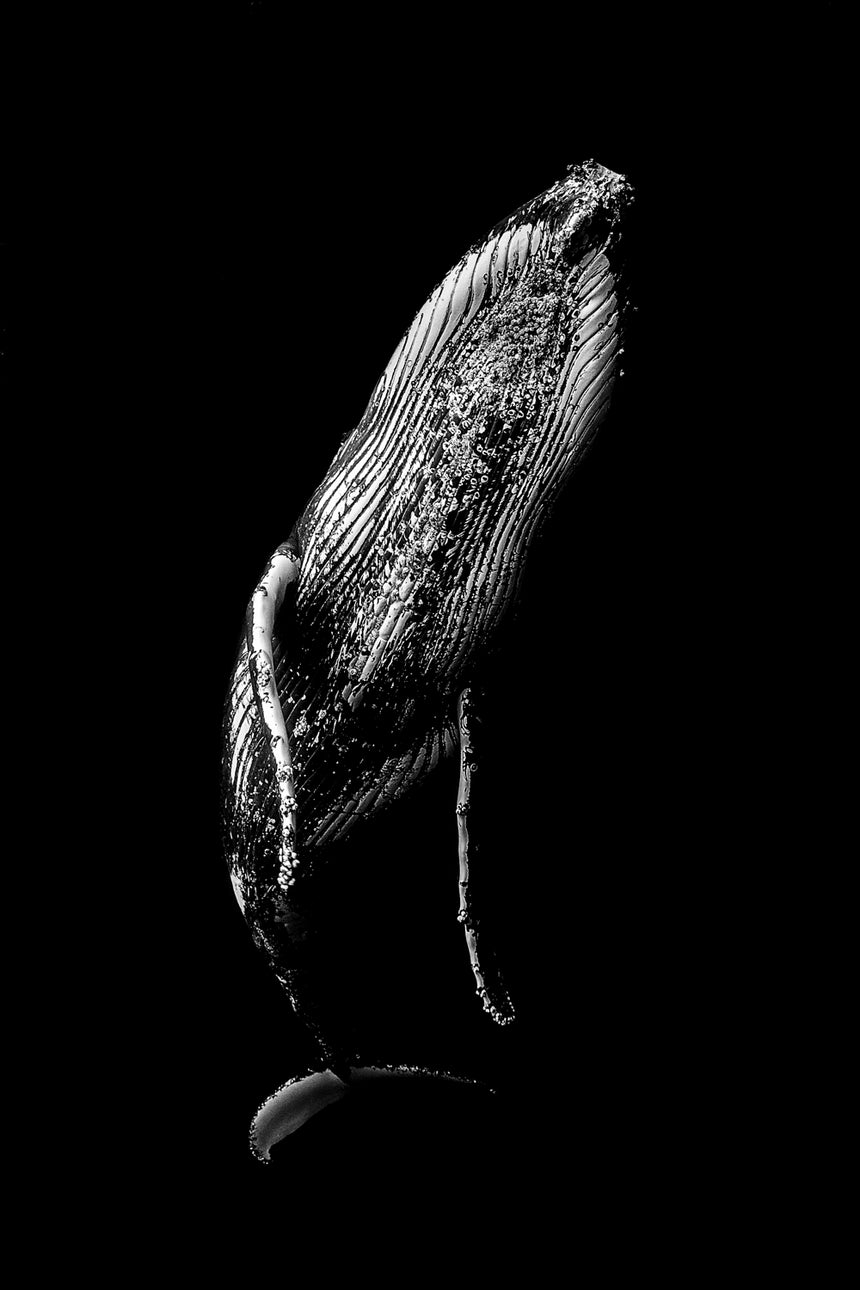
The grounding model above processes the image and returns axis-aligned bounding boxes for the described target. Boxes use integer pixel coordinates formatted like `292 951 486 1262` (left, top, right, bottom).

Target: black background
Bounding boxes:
48 0 842 1258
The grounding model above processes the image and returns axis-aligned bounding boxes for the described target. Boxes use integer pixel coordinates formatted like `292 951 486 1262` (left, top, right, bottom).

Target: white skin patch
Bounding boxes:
230 870 246 914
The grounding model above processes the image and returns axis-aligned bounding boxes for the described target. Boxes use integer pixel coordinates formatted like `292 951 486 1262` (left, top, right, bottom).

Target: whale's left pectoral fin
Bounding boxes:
455 687 515 1026
246 541 302 891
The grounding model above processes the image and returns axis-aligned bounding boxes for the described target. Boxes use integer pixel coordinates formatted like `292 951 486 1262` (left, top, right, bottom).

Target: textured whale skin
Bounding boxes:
222 161 633 1048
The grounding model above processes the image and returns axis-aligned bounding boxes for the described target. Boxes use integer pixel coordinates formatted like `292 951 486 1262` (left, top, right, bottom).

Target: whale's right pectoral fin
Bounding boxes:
455 687 515 1026
246 541 302 891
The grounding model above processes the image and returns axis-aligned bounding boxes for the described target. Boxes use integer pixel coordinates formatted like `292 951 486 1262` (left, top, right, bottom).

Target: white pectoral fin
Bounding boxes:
456 687 515 1026
246 543 302 889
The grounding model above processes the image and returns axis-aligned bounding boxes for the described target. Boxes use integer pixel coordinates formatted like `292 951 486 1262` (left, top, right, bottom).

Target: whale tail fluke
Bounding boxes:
249 1065 492 1161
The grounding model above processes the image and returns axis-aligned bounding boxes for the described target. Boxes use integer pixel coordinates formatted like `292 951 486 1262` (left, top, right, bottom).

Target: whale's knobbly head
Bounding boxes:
553 160 633 263
427 159 634 498
307 160 634 514
486 159 633 269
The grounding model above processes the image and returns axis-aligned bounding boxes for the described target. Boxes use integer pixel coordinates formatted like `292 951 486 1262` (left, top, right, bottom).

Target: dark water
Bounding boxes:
64 0 844 1264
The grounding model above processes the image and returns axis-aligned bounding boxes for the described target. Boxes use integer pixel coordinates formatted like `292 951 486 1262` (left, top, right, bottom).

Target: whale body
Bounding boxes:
221 161 634 1149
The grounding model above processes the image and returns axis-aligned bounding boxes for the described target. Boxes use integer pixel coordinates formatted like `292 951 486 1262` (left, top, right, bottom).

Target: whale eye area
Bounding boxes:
563 208 612 264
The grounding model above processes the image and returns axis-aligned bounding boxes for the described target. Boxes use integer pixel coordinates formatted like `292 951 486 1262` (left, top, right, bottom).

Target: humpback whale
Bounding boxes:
222 160 634 1158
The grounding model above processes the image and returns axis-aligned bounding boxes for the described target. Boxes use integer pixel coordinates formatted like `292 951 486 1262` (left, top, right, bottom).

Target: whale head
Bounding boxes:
433 159 635 509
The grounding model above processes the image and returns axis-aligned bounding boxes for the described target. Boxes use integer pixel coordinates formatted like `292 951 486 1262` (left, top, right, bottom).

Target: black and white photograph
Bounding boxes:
15 0 844 1263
